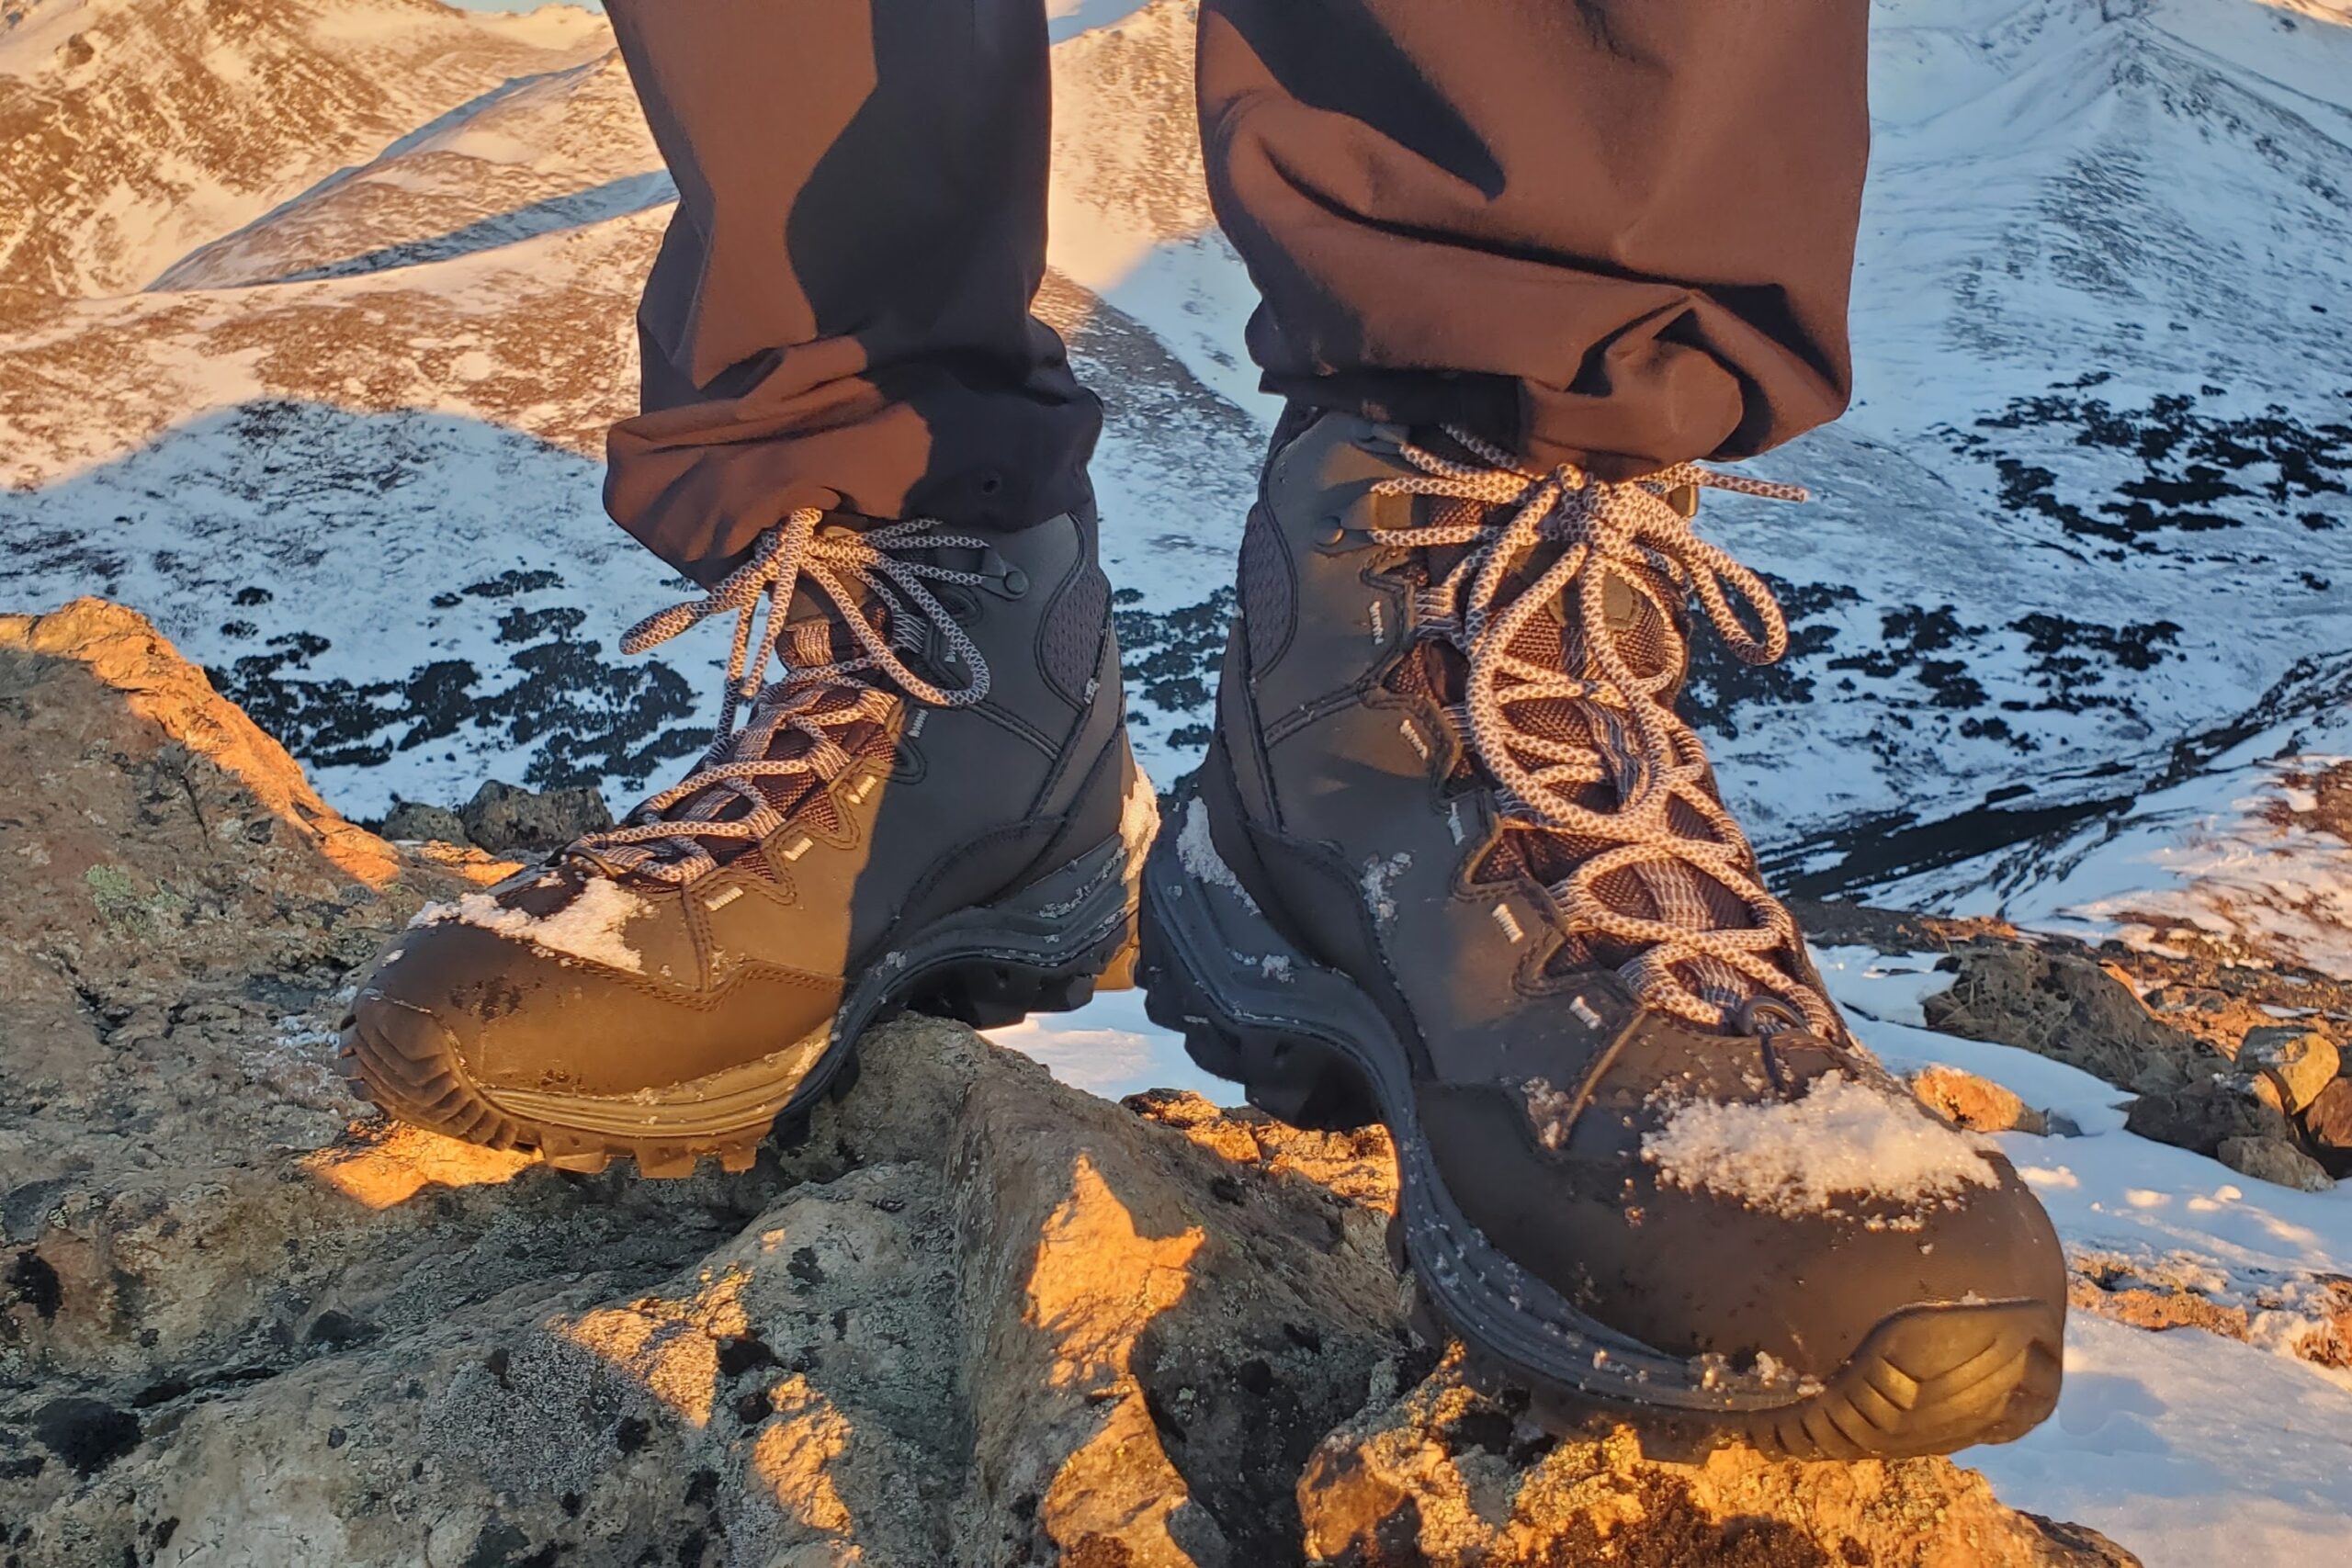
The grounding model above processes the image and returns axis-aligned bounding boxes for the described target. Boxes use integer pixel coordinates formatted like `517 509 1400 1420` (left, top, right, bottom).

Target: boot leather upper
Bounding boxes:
362 511 1127 1100
1206 413 2064 1376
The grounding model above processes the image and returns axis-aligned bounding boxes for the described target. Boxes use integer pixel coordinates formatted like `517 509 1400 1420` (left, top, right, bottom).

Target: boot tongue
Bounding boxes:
606 600 900 881
1418 512 1765 1017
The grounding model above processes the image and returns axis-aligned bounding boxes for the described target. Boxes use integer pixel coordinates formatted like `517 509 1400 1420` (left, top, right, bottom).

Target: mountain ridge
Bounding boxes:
1 0 2345 965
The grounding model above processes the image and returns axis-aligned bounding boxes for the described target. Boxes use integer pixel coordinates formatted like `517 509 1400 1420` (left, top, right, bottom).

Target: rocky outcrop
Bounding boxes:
0 607 2136 1565
1917 942 2346 1190
381 778 615 858
1920 946 2219 1097
1299 1370 2135 1568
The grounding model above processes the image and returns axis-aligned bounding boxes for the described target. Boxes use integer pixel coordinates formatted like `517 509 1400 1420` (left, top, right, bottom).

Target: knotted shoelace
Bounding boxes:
571 509 992 884
1368 429 1838 1037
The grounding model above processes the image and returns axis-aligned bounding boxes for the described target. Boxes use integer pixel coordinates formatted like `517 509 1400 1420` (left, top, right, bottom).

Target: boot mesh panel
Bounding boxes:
1238 506 1295 671
1039 562 1111 705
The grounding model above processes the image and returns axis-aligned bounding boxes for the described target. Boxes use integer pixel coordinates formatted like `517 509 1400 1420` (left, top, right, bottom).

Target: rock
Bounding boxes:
398 835 530 887
458 778 614 855
2237 1026 2340 1112
2234 1071 2290 1116
2124 1077 2295 1156
1782 897 2019 955
1296 1361 2138 1567
2134 983 2285 1059
2068 1250 2352 1373
379 798 472 846
0 603 2133 1566
2068 1255 2253 1343
1908 1065 2048 1135
2306 1078 2352 1165
2216 1136 2335 1193
0 599 404 892
1922 946 2218 1096
1127 1089 1400 1212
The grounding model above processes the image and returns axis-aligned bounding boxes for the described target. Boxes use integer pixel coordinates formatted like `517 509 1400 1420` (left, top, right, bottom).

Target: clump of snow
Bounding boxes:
412 878 650 973
1519 1077 1578 1152
1360 852 1410 925
1643 1071 2000 1217
1175 801 1258 910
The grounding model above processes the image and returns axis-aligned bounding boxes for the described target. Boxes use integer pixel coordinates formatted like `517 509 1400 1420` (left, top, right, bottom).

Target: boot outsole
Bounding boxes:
1135 804 2064 1462
341 834 1138 1181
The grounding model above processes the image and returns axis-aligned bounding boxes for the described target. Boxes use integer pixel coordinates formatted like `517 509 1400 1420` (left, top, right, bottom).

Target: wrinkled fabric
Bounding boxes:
603 0 1869 581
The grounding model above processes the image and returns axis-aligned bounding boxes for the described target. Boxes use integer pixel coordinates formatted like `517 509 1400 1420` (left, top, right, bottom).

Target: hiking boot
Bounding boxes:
344 507 1150 1176
1138 413 2064 1458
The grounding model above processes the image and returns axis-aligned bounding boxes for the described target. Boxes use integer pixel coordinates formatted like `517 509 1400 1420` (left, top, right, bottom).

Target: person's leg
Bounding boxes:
345 3 1141 1176
1144 0 2067 1457
1197 0 1867 477
605 0 1101 584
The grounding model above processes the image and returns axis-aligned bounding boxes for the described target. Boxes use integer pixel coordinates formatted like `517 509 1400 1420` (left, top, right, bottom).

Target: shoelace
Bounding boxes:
571 509 992 884
1367 429 1838 1037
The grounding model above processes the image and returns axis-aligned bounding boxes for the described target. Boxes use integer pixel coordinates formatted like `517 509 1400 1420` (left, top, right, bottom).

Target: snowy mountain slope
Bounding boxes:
1679 0 2352 893
0 0 606 299
153 48 668 289
0 198 1252 813
0 0 2345 952
1881 649 2352 974
1045 0 1269 416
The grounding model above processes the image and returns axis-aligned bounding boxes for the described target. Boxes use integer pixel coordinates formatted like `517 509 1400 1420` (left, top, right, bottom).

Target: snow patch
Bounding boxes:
1174 801 1257 910
1360 852 1411 925
413 878 650 973
1644 1071 2001 1218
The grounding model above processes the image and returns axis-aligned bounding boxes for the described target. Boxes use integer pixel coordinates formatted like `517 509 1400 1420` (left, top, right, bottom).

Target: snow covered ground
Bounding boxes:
1826 950 2352 1566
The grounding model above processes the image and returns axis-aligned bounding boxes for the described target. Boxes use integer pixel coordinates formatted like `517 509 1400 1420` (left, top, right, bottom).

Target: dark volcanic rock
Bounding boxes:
458 777 614 854
379 798 472 846
1923 946 2221 1095
2123 1077 2296 1156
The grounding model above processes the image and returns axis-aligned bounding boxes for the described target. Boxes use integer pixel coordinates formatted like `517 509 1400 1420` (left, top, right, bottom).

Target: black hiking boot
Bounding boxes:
344 507 1150 1176
1138 412 2064 1458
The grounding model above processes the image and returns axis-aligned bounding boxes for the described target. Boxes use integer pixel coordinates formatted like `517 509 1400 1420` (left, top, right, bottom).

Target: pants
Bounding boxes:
604 1 1871 585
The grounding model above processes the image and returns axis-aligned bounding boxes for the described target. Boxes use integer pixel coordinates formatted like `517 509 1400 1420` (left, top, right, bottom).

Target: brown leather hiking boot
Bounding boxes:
344 507 1150 1176
1139 412 2065 1458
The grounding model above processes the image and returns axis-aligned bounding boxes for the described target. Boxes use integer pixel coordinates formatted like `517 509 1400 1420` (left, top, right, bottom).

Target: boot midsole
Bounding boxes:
476 833 1138 1141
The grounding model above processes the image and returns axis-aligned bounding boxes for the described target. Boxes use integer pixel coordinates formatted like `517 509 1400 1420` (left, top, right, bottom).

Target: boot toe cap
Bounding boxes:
1419 1077 2068 1382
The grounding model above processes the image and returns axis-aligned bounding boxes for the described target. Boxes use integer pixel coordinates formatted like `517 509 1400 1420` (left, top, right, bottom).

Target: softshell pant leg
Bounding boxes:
1197 0 1871 478
603 0 1871 584
603 0 1101 584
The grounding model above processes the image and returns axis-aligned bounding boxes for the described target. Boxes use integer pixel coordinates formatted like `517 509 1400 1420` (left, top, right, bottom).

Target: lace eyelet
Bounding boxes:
1734 996 1809 1040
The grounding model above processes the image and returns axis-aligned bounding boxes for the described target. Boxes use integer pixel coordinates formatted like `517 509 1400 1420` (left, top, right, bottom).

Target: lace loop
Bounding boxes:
1367 429 1836 1038
572 510 993 884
